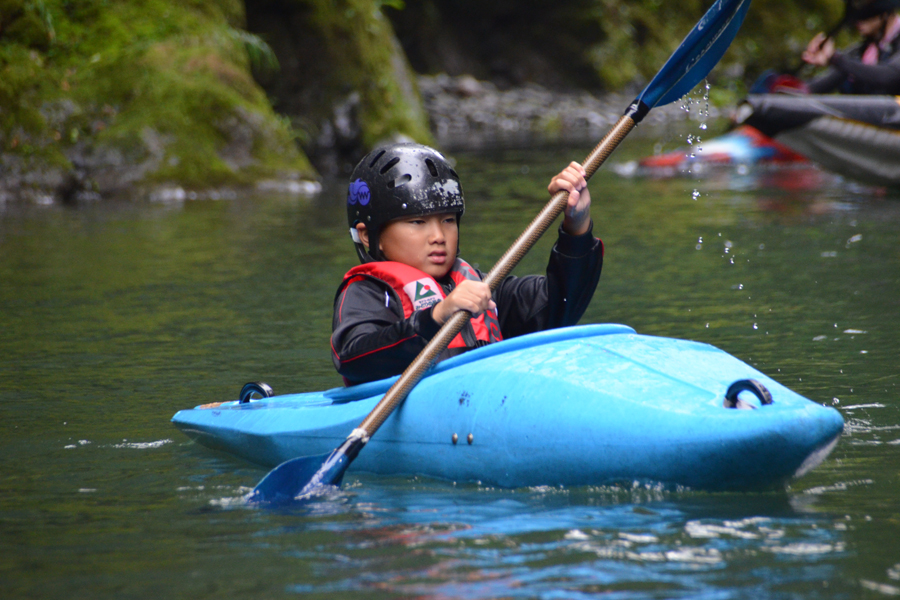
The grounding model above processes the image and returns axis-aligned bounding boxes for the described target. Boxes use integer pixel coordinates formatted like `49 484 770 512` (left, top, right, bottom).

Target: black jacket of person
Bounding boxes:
331 225 603 385
808 34 900 94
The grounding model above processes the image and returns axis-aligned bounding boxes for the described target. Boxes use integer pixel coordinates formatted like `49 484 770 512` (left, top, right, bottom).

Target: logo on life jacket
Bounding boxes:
404 278 441 311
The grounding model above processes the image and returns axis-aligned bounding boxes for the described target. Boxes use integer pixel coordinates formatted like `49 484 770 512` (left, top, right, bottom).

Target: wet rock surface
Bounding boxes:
418 74 722 151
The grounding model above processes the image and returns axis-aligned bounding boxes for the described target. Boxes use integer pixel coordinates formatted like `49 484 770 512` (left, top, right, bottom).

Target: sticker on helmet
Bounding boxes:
348 179 371 206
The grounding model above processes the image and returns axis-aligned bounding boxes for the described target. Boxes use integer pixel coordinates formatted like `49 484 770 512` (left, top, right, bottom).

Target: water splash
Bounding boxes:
698 81 711 131
679 82 711 180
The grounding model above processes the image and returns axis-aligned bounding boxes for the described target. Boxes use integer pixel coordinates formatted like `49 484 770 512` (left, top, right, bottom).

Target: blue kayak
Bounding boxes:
171 324 843 491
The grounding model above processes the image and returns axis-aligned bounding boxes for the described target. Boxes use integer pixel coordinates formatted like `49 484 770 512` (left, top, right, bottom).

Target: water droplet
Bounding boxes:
753 323 758 330
846 234 863 248
692 190 700 200
832 397 840 405
699 122 707 130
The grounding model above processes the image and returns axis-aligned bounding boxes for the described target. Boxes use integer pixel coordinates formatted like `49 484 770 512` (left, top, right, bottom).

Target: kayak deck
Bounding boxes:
172 324 843 491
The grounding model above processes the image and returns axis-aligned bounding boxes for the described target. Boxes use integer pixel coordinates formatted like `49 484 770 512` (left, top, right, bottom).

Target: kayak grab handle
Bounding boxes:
240 382 274 404
723 379 773 409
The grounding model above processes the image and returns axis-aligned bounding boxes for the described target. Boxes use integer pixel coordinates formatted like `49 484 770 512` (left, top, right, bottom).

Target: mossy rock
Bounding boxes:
0 0 316 202
246 0 435 164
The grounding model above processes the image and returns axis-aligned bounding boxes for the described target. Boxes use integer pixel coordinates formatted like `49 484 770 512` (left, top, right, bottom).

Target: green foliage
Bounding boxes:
302 0 433 148
225 26 279 76
582 0 846 94
584 0 703 89
389 0 848 101
0 0 55 49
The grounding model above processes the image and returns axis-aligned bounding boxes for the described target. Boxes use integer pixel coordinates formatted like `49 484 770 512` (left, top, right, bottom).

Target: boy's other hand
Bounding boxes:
432 280 496 324
549 162 592 236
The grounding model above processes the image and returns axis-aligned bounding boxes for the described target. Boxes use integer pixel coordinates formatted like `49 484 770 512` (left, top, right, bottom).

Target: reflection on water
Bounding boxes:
250 479 854 598
2 134 899 599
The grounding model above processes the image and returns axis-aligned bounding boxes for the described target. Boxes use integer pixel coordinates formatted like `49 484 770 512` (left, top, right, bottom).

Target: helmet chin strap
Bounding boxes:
350 227 381 263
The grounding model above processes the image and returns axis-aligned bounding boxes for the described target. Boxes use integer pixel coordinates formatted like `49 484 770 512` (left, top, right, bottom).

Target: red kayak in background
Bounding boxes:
639 124 807 170
636 93 900 187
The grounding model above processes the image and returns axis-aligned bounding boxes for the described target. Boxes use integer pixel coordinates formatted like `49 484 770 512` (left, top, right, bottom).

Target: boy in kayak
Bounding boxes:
802 0 900 94
332 143 602 385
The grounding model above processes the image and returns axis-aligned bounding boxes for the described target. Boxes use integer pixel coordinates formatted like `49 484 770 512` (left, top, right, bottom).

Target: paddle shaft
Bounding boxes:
357 111 638 436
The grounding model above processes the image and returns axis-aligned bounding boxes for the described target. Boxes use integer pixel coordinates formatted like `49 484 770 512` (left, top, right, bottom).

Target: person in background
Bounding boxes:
802 0 900 94
331 143 603 386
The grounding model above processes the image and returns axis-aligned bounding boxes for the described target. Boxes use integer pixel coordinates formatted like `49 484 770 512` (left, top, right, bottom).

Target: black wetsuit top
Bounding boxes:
808 34 900 94
331 225 603 385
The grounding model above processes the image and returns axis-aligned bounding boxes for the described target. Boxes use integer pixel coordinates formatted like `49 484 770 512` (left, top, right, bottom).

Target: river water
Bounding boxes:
2 126 899 599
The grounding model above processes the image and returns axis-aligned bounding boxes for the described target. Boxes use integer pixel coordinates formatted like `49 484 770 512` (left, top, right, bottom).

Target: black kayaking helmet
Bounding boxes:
845 0 900 23
346 143 465 263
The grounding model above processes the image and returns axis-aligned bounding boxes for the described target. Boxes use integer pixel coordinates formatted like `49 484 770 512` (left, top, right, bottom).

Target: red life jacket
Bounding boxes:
341 258 503 350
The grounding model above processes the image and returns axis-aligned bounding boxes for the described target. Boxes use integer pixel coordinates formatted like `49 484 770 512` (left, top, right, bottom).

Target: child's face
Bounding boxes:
378 212 459 278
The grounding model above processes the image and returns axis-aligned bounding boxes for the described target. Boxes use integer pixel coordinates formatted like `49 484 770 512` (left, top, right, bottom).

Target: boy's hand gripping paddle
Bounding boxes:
248 0 753 504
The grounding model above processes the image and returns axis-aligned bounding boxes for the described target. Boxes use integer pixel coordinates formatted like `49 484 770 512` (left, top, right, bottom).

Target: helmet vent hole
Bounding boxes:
368 150 386 168
387 174 412 189
425 158 439 177
380 157 400 174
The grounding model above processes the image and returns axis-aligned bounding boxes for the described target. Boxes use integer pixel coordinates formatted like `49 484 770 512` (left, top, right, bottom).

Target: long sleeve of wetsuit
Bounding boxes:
826 50 900 94
331 277 443 384
807 41 900 94
330 224 603 385
806 66 847 94
491 223 603 340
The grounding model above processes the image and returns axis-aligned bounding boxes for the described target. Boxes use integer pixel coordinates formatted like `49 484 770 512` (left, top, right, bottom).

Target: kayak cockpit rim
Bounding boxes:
324 323 636 405
190 324 637 410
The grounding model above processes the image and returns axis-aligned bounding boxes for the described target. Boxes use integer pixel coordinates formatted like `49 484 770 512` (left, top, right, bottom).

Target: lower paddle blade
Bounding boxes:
247 453 338 504
247 436 366 504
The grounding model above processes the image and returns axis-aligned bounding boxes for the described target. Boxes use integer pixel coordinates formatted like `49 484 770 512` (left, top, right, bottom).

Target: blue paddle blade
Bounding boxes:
637 0 752 109
247 436 364 504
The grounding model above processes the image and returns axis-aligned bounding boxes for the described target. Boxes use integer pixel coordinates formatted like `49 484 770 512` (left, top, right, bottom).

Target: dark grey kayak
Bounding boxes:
736 94 900 186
